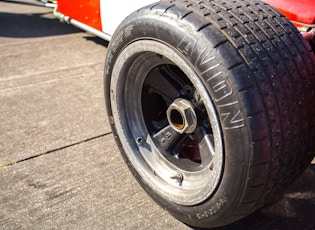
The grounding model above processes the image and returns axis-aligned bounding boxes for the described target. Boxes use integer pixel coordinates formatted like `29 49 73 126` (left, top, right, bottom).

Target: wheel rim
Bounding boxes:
110 40 223 206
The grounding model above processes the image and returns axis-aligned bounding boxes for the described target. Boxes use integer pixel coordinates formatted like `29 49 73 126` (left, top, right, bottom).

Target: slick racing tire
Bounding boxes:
104 0 315 228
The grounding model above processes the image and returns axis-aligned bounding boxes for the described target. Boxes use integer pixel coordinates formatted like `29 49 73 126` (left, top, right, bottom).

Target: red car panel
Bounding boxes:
58 0 102 31
263 0 315 24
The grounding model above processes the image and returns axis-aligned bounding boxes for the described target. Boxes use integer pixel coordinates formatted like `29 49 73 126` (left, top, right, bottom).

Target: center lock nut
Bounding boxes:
166 98 197 134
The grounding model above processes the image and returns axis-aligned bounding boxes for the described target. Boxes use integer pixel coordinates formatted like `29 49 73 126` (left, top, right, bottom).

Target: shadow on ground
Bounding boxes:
0 10 82 38
84 35 109 47
0 9 109 47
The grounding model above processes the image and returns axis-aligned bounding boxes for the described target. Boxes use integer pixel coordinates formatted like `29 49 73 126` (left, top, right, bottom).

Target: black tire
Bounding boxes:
104 0 315 228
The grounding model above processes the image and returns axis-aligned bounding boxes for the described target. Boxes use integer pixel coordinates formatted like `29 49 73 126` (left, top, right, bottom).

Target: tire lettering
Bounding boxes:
124 25 133 38
196 197 228 219
206 71 222 81
211 80 233 102
207 73 245 129
177 34 197 59
221 109 245 129
177 34 245 130
195 47 217 74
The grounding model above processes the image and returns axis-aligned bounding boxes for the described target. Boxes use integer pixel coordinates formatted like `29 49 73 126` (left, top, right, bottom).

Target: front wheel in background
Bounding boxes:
104 0 315 228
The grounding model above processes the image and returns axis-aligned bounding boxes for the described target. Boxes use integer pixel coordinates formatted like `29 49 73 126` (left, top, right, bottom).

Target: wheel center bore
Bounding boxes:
166 98 197 134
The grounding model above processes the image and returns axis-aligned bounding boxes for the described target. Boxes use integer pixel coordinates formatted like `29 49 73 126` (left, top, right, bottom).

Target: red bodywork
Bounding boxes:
58 0 102 31
263 0 315 25
262 0 315 43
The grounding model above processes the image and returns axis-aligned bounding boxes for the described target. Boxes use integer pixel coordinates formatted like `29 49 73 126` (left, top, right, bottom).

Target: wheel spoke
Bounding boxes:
145 65 185 102
196 127 215 166
152 125 186 153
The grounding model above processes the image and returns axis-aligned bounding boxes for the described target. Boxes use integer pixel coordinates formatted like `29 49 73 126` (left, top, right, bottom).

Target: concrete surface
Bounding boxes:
0 2 314 230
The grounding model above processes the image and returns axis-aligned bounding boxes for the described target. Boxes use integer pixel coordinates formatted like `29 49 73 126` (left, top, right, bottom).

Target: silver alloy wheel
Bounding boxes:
110 40 223 206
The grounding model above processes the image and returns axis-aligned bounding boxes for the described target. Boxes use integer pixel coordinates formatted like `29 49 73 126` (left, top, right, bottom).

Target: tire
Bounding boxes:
104 0 315 228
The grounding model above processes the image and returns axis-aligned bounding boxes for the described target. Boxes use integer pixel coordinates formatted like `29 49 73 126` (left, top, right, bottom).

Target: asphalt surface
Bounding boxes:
0 2 314 230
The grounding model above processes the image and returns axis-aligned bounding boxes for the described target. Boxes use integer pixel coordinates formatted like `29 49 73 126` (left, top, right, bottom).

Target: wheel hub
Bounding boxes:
167 98 197 134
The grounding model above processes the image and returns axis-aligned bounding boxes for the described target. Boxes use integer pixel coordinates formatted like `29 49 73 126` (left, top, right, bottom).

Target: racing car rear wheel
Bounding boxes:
104 0 315 228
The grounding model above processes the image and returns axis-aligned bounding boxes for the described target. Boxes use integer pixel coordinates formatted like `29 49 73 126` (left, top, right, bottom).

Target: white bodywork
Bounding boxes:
100 0 155 36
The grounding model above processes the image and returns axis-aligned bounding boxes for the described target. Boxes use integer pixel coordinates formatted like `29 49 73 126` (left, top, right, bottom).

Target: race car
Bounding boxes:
4 0 315 228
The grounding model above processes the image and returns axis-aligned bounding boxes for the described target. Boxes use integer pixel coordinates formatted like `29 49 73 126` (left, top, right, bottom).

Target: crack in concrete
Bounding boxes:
0 132 112 170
